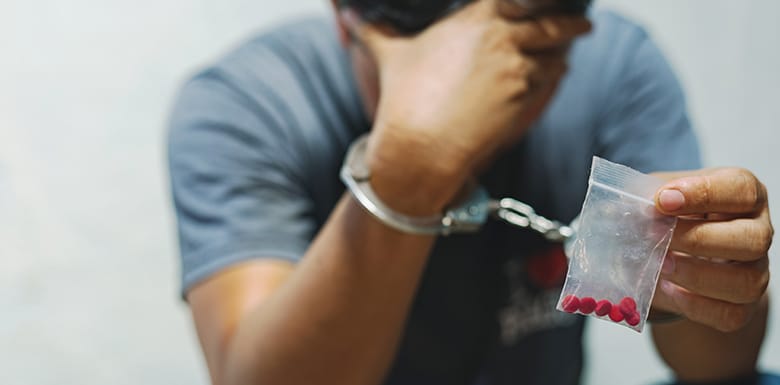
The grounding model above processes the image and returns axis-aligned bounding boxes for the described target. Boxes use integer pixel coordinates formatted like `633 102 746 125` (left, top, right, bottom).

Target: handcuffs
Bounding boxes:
340 134 574 242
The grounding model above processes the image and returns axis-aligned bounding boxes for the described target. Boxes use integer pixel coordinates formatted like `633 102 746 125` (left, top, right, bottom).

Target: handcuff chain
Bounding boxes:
488 198 574 243
342 134 575 238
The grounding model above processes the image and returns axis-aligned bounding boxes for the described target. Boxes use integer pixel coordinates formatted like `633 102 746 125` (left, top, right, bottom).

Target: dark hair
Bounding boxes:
340 0 592 35
340 0 473 34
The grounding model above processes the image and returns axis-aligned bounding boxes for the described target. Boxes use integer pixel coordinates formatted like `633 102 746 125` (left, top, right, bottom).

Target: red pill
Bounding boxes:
562 295 580 313
626 311 641 327
579 297 597 314
620 297 637 310
619 297 637 317
608 305 625 322
594 300 612 316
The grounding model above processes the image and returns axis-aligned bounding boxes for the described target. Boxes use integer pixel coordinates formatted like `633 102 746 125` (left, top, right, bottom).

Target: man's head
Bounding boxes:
337 0 591 34
337 0 474 35
330 0 592 120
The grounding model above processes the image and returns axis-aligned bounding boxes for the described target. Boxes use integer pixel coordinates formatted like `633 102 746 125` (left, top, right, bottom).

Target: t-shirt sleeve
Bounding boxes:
167 70 316 295
594 19 702 173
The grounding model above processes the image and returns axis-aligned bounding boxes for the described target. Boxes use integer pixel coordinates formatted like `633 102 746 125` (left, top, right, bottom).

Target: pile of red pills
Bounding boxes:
561 295 641 327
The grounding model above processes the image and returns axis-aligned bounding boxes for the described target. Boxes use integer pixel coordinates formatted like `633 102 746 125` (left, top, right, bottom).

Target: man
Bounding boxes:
167 0 773 384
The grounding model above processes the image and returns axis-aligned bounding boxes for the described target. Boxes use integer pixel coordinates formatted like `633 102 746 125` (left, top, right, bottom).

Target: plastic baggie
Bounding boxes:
557 156 677 332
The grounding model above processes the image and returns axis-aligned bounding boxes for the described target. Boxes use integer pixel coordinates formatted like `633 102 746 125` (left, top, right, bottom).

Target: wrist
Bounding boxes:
365 128 470 216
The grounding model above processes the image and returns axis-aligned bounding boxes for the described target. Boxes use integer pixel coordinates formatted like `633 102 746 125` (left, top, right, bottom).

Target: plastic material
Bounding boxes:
557 156 677 332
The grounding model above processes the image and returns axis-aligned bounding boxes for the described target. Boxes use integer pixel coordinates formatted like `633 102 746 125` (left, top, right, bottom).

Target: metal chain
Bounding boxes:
488 198 574 243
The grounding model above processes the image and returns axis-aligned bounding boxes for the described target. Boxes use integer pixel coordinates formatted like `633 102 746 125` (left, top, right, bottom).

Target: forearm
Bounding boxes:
221 194 439 385
651 293 769 382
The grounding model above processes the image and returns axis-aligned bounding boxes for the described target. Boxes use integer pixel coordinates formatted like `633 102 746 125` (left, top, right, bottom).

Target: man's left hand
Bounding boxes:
651 167 773 332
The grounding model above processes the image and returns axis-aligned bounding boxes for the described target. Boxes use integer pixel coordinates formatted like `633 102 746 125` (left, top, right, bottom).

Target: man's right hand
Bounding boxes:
342 0 591 214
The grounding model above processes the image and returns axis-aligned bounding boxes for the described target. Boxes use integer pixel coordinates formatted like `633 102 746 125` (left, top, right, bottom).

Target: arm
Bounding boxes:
651 294 769 382
185 4 591 385
189 192 444 385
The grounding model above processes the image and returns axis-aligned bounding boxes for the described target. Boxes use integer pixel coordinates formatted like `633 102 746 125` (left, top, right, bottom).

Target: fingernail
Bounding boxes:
659 189 685 212
662 255 675 275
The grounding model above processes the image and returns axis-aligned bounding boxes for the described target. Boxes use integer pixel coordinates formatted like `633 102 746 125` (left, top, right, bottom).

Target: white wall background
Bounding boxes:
0 1 777 384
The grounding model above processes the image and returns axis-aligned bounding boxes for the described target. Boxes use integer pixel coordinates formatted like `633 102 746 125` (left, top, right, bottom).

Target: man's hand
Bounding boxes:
651 167 773 332
342 0 591 214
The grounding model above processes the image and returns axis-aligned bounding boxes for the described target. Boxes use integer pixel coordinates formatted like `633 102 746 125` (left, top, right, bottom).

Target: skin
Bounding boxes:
650 169 773 382
187 1 773 384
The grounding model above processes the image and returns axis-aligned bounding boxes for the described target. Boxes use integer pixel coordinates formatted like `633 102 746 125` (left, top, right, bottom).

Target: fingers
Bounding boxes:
660 253 770 304
655 279 759 333
495 0 532 20
504 72 562 144
516 50 569 88
503 15 592 51
653 167 774 333
457 2 591 49
670 210 773 261
341 2 590 62
656 168 768 215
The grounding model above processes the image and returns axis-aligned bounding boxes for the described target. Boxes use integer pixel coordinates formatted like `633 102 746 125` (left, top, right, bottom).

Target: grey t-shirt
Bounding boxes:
168 9 700 385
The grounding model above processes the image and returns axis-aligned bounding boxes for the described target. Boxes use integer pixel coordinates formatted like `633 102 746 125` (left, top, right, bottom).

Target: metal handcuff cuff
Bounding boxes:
340 134 574 242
